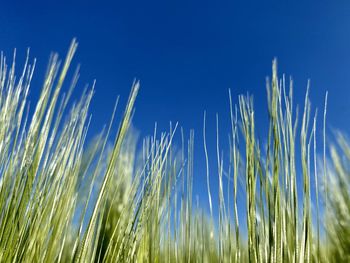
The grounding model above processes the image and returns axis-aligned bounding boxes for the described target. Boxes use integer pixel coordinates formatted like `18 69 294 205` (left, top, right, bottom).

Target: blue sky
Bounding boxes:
1 1 350 221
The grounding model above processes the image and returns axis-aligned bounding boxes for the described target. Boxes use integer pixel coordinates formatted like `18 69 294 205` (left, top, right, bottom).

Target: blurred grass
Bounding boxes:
0 41 348 262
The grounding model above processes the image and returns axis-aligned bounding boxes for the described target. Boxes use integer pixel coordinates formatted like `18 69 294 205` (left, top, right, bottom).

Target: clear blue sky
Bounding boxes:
1 1 350 219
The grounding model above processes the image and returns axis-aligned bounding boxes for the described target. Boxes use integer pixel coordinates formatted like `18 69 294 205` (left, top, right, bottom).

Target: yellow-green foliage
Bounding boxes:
0 42 348 262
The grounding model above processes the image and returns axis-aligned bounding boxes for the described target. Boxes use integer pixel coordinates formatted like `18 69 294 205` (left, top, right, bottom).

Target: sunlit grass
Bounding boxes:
0 41 348 262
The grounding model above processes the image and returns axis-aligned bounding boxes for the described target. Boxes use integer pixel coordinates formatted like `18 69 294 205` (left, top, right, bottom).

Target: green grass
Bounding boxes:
0 40 349 262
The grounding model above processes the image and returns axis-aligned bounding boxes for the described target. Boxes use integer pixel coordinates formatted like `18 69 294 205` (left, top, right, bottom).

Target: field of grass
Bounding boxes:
0 40 349 262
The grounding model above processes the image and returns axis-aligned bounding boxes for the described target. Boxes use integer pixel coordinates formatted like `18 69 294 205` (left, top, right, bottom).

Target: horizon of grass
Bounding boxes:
0 40 349 262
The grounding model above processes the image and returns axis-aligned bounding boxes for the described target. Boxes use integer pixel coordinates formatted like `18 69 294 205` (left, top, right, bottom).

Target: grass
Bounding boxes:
0 40 349 262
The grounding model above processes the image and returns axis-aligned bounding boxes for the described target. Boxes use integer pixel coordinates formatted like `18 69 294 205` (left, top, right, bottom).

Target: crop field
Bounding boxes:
0 40 349 262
